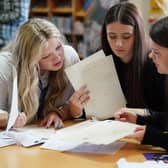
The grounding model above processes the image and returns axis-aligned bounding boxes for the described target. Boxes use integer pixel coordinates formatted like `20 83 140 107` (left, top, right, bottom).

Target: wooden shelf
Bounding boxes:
31 8 49 13
75 10 86 17
29 0 94 57
52 7 73 14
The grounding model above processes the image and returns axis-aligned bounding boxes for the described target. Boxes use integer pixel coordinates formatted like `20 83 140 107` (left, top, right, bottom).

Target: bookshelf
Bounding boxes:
30 0 94 58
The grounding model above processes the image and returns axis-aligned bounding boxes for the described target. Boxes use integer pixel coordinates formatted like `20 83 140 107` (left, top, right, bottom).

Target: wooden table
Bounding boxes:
0 121 165 168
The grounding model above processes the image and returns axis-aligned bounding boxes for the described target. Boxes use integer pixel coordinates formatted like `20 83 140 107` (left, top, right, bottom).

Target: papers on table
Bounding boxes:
117 158 168 168
0 132 16 147
41 120 137 151
65 50 126 120
0 126 56 148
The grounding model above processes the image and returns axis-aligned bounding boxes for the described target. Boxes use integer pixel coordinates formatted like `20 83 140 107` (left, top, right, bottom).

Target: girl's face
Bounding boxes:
106 22 135 63
149 40 168 74
39 38 64 74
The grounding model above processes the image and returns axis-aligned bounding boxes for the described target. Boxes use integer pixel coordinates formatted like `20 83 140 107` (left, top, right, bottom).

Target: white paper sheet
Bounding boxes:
117 158 168 168
41 120 137 151
65 50 105 90
0 131 16 147
6 67 19 131
0 125 56 148
15 125 56 139
5 130 46 147
65 50 126 119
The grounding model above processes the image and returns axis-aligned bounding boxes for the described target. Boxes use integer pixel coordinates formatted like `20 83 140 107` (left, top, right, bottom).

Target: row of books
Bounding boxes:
51 17 85 35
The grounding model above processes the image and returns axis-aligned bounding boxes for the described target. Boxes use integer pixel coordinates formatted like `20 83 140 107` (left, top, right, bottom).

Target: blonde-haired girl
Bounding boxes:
0 18 89 129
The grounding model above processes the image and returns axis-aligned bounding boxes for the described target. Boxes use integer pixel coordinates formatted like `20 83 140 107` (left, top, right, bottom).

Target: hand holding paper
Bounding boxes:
69 85 90 118
65 50 126 120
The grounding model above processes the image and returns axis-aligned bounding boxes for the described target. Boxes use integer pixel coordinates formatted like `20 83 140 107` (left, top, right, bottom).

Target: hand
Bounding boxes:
13 112 27 128
40 112 64 129
69 85 90 118
127 126 146 142
113 107 137 123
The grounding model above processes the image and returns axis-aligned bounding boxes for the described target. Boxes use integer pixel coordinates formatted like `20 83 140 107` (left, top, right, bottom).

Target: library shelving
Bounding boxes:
29 0 94 58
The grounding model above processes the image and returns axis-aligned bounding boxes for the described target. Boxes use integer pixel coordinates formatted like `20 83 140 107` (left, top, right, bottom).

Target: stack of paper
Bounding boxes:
65 50 126 120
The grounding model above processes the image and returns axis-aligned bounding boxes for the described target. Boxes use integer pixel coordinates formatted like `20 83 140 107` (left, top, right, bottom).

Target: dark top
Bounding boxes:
141 57 166 112
137 111 168 150
113 54 166 111
138 57 168 150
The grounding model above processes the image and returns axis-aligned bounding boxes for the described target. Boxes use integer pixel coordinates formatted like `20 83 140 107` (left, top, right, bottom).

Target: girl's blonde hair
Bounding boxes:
12 18 67 121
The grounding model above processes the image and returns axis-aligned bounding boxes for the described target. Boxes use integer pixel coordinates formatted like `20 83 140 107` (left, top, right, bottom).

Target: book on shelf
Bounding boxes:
83 0 94 11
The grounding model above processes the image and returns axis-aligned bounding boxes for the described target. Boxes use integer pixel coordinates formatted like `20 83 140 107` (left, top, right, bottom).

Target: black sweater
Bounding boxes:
136 58 168 150
141 57 166 112
137 111 168 150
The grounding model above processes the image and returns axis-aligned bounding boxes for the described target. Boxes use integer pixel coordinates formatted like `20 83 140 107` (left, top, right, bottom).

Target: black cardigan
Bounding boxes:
137 111 168 150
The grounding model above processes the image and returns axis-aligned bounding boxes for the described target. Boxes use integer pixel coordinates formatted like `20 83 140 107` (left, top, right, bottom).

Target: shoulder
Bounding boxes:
63 45 80 68
143 56 165 80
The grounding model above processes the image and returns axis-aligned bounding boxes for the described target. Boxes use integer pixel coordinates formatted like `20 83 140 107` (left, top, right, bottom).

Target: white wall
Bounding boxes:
129 0 150 32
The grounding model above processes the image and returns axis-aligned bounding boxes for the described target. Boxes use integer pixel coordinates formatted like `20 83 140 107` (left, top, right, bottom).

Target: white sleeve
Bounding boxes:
0 53 13 113
63 45 80 68
0 74 9 112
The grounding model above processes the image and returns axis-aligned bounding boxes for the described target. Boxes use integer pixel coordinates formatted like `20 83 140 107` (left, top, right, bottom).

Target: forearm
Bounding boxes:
142 125 168 150
0 110 8 128
137 110 166 130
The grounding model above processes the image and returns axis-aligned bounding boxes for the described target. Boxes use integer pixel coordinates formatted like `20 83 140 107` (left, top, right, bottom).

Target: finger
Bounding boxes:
54 119 60 129
46 119 53 128
80 95 90 104
19 113 26 124
135 126 145 132
79 94 89 102
125 134 135 139
81 96 90 106
117 117 127 122
113 113 121 119
77 86 89 97
40 117 48 126
57 119 64 129
13 117 21 128
21 113 27 122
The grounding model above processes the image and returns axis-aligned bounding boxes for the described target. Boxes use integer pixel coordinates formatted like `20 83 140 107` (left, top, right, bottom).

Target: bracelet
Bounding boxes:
56 106 64 119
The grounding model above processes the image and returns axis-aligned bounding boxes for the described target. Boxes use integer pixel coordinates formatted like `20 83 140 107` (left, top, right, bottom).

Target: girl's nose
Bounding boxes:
116 38 123 47
148 50 153 59
52 52 60 61
149 50 156 63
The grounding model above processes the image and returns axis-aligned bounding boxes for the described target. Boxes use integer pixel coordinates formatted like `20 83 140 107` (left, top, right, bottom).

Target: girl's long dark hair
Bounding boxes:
101 2 148 107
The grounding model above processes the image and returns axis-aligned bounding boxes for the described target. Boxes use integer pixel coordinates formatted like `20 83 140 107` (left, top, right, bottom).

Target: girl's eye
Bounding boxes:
42 55 49 59
123 36 131 39
56 45 62 50
109 35 117 39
